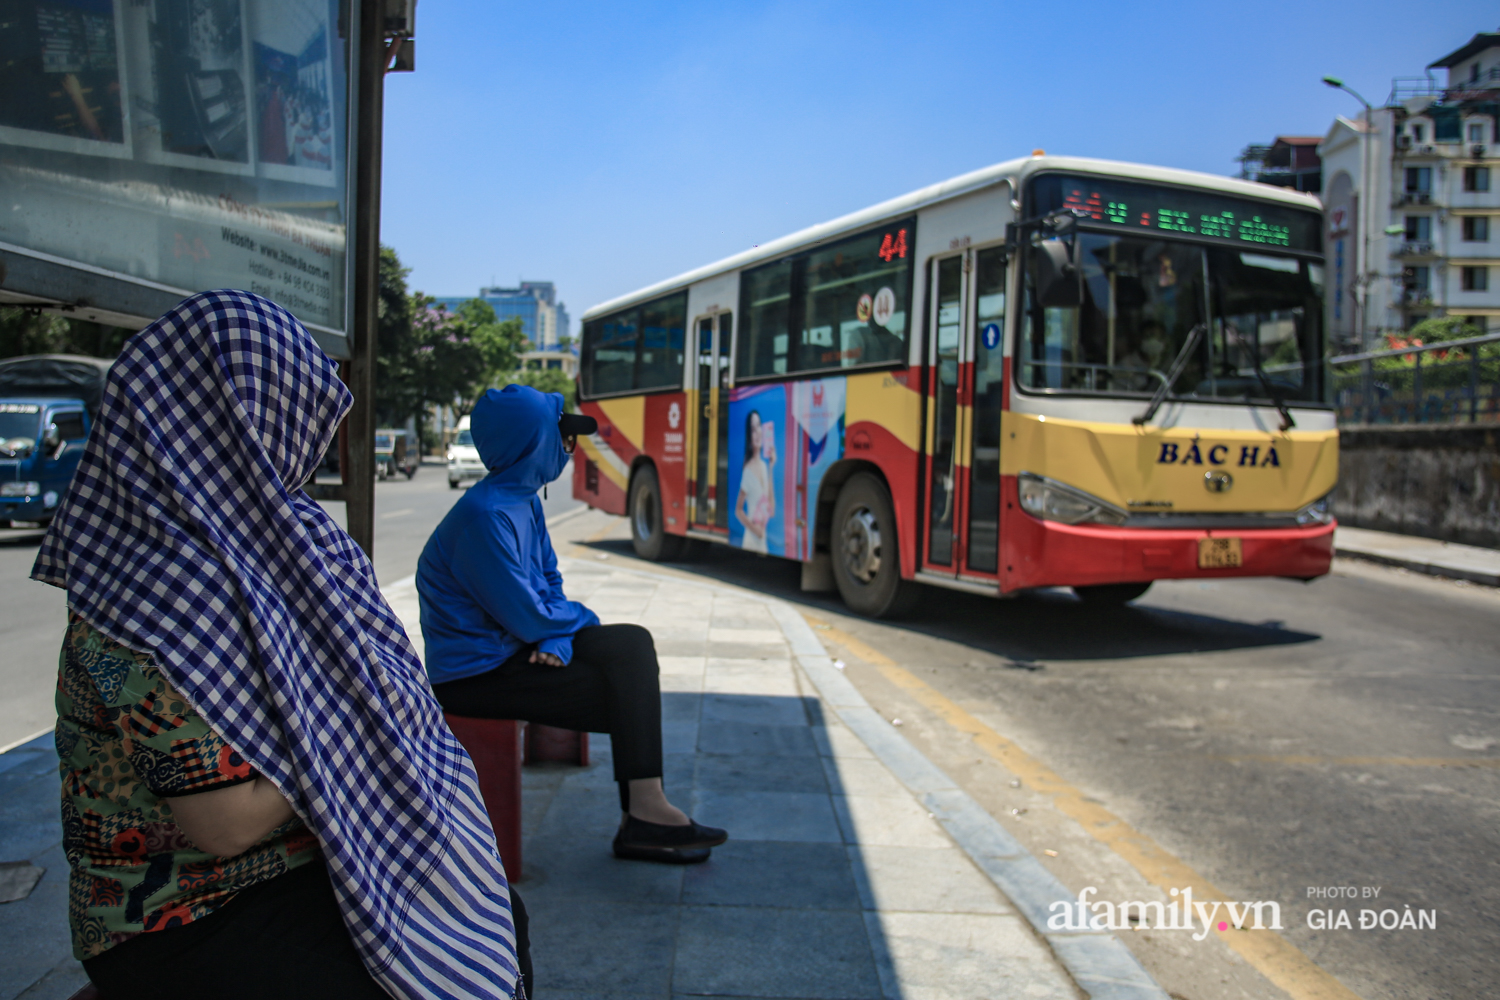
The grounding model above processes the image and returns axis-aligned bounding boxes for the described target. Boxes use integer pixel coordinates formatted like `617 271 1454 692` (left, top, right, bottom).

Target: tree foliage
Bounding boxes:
0 307 133 360
510 368 577 412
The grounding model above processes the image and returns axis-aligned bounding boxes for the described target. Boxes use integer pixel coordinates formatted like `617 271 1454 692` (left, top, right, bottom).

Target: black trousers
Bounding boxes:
432 623 663 811
83 858 533 1000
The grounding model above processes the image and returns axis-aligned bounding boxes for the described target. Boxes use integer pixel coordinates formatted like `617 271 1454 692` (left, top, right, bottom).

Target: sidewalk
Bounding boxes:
1335 525 1500 587
387 559 1164 1000
3 553 1168 1000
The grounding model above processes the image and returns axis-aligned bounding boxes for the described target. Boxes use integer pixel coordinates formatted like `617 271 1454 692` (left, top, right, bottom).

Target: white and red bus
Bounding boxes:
572 155 1337 617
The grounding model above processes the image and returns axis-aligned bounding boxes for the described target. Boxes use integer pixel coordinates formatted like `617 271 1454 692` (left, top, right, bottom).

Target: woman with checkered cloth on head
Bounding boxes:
35 291 530 1000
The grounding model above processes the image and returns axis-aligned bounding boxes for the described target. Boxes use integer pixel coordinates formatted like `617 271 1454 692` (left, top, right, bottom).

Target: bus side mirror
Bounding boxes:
1028 239 1081 308
42 422 62 454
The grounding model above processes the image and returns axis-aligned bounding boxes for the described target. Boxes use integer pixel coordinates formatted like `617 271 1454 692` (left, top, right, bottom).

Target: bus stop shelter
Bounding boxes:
0 0 415 555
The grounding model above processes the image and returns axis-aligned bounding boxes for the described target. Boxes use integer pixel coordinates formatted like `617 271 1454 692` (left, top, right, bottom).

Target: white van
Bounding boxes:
446 415 486 488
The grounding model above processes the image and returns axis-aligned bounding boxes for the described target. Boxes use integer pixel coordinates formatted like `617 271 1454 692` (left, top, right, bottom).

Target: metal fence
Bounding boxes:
1330 332 1500 425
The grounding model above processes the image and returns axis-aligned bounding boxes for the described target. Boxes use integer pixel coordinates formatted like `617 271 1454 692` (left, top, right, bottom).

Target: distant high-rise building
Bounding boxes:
432 281 572 348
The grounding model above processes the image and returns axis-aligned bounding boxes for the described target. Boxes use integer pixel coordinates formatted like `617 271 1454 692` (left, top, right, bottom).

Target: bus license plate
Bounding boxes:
1198 536 1242 569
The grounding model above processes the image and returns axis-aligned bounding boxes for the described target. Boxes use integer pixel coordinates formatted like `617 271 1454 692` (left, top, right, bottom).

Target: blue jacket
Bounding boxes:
417 385 599 685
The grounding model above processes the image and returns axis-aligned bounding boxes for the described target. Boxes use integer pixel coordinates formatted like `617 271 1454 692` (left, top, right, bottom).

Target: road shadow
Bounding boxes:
578 537 1320 663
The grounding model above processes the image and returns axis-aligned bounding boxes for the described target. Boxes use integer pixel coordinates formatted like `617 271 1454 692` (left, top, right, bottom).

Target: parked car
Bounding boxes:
0 355 110 527
446 415 485 489
375 428 419 480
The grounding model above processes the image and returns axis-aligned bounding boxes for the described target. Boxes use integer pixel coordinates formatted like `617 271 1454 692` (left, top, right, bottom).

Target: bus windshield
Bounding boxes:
1019 232 1325 404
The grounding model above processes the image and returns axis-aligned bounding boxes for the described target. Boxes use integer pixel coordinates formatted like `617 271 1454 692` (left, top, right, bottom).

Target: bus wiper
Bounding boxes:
1132 322 1206 426
1227 323 1296 433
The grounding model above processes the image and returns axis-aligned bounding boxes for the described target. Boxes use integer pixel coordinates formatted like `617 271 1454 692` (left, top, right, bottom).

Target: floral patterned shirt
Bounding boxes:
56 616 320 960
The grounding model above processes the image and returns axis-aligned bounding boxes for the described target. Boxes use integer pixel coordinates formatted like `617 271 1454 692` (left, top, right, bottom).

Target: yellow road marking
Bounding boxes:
803 613 1364 1000
1222 754 1500 769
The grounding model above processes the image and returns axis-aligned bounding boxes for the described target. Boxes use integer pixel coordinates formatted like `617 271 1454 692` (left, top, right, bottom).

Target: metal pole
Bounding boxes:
345 0 385 558
1470 347 1479 424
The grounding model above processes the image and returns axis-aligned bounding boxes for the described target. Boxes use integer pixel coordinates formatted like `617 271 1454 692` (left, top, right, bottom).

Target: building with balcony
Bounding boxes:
1237 135 1324 193
432 280 572 349
1318 31 1500 349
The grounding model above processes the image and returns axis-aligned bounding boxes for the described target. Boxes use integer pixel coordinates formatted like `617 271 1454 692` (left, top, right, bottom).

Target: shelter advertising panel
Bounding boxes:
0 0 351 350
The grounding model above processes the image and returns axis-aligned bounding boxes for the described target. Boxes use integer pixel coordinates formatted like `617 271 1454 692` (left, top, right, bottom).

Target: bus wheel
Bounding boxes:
629 466 686 561
1073 582 1152 606
832 473 921 619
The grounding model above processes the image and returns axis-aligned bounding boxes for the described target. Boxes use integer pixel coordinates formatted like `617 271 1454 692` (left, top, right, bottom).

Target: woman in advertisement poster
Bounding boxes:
735 409 776 553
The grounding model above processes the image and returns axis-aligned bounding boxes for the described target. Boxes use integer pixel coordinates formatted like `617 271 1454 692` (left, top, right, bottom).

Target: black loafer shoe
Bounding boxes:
611 835 712 865
620 815 729 849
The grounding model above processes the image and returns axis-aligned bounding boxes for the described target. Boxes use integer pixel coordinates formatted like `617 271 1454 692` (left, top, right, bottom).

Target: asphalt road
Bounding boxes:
0 459 580 750
547 512 1500 1000
4 463 1492 999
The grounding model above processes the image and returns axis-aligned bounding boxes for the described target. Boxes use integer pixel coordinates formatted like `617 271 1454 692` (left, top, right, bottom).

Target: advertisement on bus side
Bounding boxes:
726 376 846 560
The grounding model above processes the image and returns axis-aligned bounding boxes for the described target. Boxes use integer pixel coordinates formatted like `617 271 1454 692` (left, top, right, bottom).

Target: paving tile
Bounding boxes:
697 721 819 758
848 846 1010 914
695 753 831 796
662 692 703 724
526 901 678 997
701 693 809 728
655 638 713 657
520 835 686 905
690 790 842 843
702 672 799 696
820 756 910 798
832 795 955 849
709 627 787 645
707 641 790 660
682 840 861 910
873 912 1077 1000
673 905 883 999
658 655 707 675
811 723 877 761
662 720 700 755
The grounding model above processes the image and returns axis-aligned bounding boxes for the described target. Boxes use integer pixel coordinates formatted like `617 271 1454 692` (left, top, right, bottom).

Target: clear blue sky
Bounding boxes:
380 2 1497 331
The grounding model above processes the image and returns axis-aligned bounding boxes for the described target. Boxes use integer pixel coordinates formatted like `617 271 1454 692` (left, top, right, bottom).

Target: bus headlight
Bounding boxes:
1294 494 1334 526
1 481 40 497
1017 473 1127 526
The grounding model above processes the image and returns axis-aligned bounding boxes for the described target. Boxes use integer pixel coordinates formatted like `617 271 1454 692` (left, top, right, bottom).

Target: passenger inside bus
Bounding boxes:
1021 233 1322 402
417 384 730 864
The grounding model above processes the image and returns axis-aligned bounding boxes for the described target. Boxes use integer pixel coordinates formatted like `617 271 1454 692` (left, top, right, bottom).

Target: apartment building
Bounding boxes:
1318 31 1500 349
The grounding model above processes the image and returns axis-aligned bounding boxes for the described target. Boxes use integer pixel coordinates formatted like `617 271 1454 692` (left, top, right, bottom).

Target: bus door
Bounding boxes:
690 311 733 531
921 247 1007 577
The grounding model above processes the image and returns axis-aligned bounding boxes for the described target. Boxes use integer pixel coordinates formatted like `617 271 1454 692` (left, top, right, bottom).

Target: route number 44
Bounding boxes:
877 229 909 262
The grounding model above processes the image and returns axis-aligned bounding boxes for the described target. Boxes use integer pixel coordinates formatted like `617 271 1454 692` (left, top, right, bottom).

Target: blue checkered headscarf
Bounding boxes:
33 291 521 1000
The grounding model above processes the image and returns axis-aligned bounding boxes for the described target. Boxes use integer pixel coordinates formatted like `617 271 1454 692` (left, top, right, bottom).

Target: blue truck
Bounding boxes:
0 355 111 528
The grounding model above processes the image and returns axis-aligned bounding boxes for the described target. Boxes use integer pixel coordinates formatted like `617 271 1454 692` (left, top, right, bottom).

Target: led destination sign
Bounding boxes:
1028 173 1322 252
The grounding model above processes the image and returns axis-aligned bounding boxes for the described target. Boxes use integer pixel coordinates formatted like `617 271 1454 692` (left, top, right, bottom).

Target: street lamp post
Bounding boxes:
1323 77 1378 349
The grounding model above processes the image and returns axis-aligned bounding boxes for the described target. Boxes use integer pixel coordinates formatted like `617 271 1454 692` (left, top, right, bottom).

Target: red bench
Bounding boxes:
443 717 587 880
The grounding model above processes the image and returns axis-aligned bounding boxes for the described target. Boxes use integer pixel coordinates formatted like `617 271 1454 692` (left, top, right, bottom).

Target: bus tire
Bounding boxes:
629 465 686 562
1073 582 1152 606
831 473 921 619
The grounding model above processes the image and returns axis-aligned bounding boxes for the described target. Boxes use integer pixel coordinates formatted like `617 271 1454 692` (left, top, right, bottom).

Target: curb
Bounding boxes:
1335 543 1500 588
556 555 1170 1000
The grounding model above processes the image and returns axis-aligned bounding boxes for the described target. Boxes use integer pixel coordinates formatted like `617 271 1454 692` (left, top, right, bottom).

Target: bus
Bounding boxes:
571 154 1337 617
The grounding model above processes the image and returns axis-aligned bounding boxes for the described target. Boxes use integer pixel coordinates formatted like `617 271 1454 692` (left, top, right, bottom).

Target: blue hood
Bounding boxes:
472 384 567 492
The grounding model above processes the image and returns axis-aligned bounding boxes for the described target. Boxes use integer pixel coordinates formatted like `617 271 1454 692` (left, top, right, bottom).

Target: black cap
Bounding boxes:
559 412 598 437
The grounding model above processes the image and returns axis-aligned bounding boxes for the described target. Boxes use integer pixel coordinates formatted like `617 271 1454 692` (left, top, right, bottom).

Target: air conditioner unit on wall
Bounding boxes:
1398 135 1414 149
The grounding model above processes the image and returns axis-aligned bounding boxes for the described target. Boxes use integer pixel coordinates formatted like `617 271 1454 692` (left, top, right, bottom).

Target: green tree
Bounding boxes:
408 294 487 426
375 245 421 428
1 307 132 360
452 298 527 388
510 367 577 412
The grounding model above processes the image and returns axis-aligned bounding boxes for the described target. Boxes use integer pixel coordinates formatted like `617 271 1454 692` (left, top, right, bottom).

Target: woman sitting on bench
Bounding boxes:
37 291 529 1000
418 385 728 864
